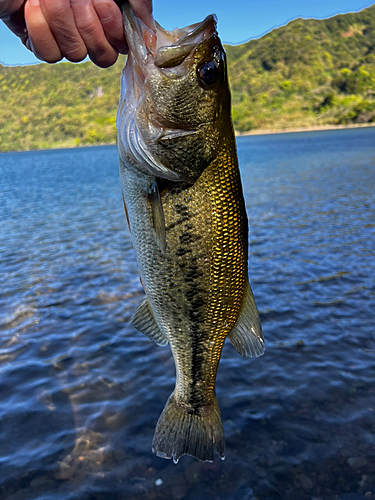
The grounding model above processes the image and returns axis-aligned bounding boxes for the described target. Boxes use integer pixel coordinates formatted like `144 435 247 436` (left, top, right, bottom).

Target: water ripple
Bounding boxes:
0 131 375 499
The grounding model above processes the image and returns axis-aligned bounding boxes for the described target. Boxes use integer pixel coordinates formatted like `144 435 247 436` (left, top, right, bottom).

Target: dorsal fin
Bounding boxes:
131 298 168 346
227 282 265 358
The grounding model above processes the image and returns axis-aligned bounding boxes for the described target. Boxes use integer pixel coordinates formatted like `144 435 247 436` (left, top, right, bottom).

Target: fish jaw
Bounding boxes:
117 6 224 183
121 1 218 76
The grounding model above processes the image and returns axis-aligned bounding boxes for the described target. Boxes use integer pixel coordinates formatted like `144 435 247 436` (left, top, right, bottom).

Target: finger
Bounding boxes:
70 0 119 67
24 0 62 62
0 0 24 19
93 0 128 55
129 0 154 29
2 2 28 46
39 0 87 62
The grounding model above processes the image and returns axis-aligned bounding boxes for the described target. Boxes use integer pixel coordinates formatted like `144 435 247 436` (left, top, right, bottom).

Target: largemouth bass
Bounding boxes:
116 1 265 463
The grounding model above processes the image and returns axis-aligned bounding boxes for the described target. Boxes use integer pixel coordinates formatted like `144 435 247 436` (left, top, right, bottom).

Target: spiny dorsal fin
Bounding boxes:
148 181 166 255
227 281 265 358
131 298 168 346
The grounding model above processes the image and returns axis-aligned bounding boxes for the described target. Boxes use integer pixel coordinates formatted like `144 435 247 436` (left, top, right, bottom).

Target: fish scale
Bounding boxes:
117 1 264 463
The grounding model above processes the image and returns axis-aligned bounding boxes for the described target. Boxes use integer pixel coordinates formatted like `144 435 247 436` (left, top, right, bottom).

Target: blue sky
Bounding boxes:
0 0 374 66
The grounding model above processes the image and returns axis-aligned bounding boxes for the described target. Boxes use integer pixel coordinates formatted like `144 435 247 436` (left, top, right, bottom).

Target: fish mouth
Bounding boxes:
122 3 217 74
154 14 218 68
117 4 219 182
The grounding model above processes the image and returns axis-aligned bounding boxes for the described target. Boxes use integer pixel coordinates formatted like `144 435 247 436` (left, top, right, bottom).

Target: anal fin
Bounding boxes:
131 298 168 346
227 281 265 358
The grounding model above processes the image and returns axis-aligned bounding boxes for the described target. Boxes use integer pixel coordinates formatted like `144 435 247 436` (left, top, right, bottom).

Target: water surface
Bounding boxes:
0 127 375 500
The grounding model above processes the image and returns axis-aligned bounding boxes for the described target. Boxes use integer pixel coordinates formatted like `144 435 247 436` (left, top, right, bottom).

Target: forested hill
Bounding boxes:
1 4 374 152
226 3 375 132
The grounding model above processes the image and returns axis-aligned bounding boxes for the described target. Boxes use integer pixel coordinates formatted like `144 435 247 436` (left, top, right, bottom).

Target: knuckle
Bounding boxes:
76 21 99 38
41 0 68 20
92 51 118 68
65 51 87 62
63 41 87 62
45 54 63 63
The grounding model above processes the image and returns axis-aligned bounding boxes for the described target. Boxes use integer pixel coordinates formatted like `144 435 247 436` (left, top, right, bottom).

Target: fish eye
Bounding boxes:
198 61 219 85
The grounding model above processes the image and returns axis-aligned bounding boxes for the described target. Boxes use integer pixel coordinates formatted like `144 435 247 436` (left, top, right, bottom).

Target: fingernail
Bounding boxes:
28 0 40 6
95 2 113 22
25 36 34 53
25 36 43 60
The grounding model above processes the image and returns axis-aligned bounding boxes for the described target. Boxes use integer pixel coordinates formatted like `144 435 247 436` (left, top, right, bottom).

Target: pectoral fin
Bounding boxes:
122 193 131 232
131 298 168 346
148 181 167 255
157 129 200 145
126 117 188 181
227 282 265 358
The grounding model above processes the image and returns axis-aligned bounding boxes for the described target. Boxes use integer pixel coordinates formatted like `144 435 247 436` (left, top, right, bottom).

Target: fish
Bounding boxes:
116 1 265 463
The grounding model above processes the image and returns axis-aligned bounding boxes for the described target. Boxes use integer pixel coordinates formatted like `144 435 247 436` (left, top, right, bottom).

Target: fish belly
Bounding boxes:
120 143 249 462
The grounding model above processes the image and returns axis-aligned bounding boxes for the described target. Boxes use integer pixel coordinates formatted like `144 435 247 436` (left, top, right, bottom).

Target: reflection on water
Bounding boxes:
0 128 375 500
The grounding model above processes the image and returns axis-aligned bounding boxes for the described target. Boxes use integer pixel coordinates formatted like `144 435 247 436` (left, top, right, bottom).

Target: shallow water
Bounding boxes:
0 127 374 500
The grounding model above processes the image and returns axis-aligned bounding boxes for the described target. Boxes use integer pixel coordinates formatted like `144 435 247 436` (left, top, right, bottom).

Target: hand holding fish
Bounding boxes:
0 0 153 67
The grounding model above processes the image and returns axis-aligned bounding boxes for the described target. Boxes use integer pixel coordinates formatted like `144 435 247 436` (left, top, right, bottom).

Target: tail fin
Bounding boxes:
152 392 225 463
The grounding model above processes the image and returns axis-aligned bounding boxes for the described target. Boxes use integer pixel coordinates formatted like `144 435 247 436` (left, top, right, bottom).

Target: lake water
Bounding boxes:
0 127 374 500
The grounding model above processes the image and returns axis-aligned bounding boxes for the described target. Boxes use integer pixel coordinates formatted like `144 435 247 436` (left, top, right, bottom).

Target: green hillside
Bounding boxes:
226 4 375 132
0 4 374 152
0 60 122 152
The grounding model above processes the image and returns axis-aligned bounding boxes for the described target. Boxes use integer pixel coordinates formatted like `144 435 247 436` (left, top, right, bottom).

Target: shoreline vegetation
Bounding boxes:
236 122 375 136
3 122 375 155
1 4 374 153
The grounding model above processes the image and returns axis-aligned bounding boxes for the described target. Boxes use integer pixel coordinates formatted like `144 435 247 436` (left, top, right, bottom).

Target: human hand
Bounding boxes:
0 0 153 68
